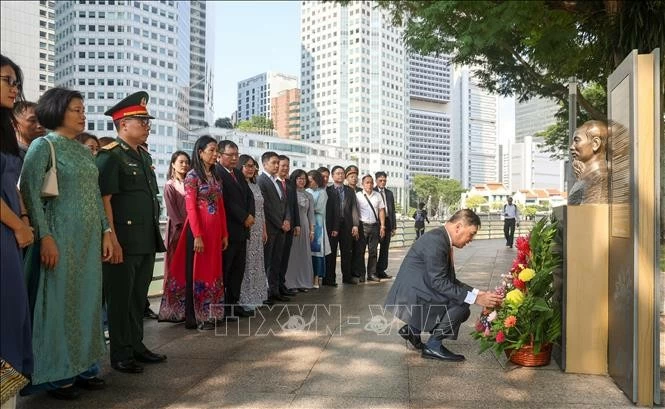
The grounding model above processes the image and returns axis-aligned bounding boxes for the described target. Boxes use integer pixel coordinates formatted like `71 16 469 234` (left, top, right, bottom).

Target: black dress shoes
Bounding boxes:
47 386 81 400
321 280 338 287
198 320 216 330
377 273 393 279
74 376 106 390
366 275 380 282
144 306 159 320
271 294 290 302
236 308 254 317
421 344 465 362
281 289 297 297
343 277 359 284
112 359 144 373
398 325 423 349
134 350 167 364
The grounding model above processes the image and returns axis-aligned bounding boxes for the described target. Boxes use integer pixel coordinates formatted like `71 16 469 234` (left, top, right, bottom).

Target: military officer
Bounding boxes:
96 91 167 374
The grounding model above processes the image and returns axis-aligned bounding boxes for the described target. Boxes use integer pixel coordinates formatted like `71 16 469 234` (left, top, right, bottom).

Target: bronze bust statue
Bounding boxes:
568 120 609 205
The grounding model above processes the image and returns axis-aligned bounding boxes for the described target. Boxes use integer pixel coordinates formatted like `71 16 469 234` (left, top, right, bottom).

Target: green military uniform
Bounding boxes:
96 92 166 366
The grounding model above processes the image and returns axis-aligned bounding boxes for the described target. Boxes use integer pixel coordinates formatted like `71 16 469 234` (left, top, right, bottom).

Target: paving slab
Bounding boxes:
16 238 635 408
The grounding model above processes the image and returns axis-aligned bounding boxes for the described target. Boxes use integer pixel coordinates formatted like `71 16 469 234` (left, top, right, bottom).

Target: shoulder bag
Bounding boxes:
40 138 59 198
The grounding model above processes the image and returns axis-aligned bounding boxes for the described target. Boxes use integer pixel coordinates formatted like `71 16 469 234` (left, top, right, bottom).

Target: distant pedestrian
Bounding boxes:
413 202 429 240
503 196 520 248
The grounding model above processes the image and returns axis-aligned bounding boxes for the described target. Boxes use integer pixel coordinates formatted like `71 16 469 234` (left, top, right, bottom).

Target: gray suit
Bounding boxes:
384 228 472 338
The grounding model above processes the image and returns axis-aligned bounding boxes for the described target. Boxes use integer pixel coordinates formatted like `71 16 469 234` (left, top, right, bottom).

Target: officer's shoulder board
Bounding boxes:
102 141 119 150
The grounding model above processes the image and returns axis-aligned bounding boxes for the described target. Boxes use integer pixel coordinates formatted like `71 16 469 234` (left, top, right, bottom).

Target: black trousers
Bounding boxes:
360 223 380 278
351 222 365 278
264 226 285 298
377 227 392 275
504 218 516 247
223 238 247 314
279 231 294 292
325 221 354 283
103 251 155 363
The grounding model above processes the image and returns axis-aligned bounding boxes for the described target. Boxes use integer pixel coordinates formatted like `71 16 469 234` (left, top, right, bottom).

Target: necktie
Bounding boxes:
380 189 387 210
337 186 344 212
281 180 287 198
229 169 237 183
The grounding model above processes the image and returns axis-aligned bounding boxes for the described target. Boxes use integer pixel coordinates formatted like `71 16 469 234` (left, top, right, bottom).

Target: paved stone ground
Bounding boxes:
18 239 634 408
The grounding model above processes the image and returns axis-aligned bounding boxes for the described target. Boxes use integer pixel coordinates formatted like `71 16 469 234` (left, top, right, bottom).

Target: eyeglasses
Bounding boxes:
221 152 239 158
242 164 257 169
0 76 21 89
126 117 151 127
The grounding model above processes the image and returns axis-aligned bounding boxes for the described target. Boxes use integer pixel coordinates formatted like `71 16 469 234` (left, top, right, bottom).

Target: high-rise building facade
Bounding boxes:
407 54 454 180
514 96 559 143
236 72 298 122
511 135 564 191
452 66 499 188
0 0 55 101
189 0 214 129
272 88 301 139
54 0 191 193
300 1 408 207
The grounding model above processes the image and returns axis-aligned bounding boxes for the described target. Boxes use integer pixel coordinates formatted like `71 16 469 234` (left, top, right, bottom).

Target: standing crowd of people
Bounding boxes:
0 54 400 405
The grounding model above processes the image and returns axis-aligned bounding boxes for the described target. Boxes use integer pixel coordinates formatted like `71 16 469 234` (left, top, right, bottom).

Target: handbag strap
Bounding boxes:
363 193 379 223
44 138 57 172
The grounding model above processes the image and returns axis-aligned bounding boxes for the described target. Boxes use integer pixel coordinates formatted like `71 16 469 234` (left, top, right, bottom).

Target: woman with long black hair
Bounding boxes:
0 53 34 409
159 136 228 330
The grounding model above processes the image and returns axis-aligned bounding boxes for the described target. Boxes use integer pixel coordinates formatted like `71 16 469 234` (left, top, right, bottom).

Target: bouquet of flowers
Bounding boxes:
472 216 562 356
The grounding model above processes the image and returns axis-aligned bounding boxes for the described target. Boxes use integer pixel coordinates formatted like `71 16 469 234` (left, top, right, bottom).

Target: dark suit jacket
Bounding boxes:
257 172 287 233
215 163 255 241
325 184 359 233
282 178 300 229
374 187 396 230
384 227 473 332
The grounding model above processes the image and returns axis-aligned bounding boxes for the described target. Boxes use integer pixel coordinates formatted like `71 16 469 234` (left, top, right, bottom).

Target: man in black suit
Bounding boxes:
257 151 290 302
384 209 502 361
325 166 360 285
374 171 395 280
216 140 255 318
345 165 366 282
277 155 299 297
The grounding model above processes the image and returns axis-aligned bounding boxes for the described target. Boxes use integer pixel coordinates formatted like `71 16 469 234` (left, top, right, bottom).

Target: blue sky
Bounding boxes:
212 1 301 119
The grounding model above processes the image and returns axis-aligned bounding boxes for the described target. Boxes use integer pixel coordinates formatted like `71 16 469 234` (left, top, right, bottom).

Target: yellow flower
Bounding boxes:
518 268 536 282
505 289 525 306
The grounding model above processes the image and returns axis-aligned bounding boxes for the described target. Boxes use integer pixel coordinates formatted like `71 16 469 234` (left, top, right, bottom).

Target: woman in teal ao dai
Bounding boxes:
20 88 112 396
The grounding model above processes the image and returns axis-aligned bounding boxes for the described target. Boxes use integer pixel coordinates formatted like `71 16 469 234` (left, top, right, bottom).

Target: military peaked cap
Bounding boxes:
104 91 155 121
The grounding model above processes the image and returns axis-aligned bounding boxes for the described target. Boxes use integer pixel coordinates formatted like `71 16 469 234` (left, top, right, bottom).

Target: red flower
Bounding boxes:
475 321 484 332
515 235 531 255
512 278 526 291
496 330 505 343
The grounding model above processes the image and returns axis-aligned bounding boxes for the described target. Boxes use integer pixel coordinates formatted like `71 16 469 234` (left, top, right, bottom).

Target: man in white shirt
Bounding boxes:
503 196 520 248
355 175 386 282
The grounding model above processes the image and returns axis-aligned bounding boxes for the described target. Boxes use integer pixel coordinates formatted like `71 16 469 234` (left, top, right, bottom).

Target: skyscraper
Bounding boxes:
0 0 55 101
407 53 454 180
511 135 564 191
189 0 214 129
300 1 408 206
236 72 298 122
514 96 559 144
54 0 192 192
452 66 499 188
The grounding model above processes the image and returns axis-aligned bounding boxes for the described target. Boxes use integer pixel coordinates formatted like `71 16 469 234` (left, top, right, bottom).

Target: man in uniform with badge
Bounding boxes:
96 91 167 374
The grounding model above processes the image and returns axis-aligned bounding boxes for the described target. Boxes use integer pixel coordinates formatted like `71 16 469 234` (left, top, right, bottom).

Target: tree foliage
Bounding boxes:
372 0 663 121
412 175 466 209
236 115 274 132
465 195 488 211
214 117 234 129
536 83 607 158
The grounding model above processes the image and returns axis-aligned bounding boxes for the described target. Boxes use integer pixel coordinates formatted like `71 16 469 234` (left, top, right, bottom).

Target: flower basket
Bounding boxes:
471 216 562 364
504 342 552 367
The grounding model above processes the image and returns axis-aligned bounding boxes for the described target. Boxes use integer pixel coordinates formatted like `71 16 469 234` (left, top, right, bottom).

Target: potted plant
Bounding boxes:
472 216 562 366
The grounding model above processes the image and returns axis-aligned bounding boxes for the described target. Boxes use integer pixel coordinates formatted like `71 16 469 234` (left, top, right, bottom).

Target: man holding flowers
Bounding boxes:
384 209 502 362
